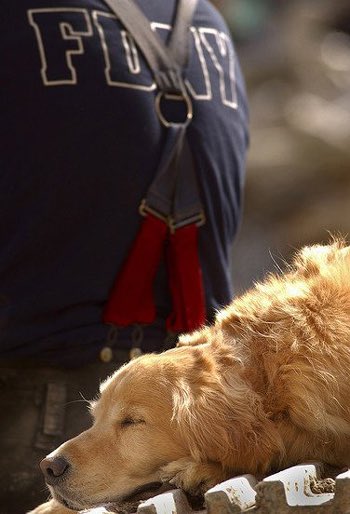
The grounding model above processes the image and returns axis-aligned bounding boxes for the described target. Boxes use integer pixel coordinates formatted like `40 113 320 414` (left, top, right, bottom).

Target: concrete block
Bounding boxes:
255 463 334 513
332 469 350 514
205 475 257 513
137 488 192 514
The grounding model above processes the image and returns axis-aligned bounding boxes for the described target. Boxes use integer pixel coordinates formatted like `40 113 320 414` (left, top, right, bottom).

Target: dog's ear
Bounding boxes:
172 365 284 475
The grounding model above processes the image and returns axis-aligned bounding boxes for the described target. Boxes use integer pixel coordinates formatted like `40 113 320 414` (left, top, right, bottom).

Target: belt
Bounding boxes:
0 346 131 369
0 324 178 369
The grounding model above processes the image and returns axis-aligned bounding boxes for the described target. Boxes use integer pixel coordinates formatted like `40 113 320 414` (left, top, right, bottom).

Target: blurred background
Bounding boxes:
212 0 350 293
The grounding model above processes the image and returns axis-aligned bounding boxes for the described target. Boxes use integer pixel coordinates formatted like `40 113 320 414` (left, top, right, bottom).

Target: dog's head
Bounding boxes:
39 341 275 510
40 350 187 510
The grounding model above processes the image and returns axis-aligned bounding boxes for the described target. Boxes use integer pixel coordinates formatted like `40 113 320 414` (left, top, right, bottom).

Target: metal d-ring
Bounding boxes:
155 90 193 128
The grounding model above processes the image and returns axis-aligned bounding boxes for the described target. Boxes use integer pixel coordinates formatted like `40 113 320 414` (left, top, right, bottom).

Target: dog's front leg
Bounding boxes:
27 499 77 514
160 458 226 495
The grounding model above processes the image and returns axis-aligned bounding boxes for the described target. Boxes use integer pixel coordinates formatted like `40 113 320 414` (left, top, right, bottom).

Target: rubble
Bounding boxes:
83 463 350 514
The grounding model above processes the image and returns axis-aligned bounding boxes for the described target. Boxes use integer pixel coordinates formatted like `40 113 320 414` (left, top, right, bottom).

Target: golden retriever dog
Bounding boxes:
30 240 350 514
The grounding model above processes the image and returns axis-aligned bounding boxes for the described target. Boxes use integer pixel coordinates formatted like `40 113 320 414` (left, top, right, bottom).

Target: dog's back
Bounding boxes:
219 240 350 468
181 239 350 471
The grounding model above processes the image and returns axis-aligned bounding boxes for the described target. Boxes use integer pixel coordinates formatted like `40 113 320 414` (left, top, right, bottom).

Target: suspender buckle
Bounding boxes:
169 210 206 233
140 200 206 233
139 199 169 224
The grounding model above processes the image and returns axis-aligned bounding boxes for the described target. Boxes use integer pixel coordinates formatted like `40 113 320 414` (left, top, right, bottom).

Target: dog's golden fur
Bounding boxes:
30 240 350 513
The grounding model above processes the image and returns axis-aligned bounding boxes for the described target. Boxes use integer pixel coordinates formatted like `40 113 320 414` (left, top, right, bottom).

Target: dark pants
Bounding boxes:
0 357 127 514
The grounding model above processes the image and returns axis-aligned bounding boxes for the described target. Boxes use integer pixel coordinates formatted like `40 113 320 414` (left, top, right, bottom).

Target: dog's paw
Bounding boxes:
160 458 225 495
27 499 77 514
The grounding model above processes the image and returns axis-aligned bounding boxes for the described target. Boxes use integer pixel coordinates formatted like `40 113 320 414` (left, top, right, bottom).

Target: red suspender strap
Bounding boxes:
166 224 206 333
103 214 168 326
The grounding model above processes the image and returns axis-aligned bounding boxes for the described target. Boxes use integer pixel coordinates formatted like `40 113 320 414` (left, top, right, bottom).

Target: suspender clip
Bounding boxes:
169 210 206 233
139 199 169 224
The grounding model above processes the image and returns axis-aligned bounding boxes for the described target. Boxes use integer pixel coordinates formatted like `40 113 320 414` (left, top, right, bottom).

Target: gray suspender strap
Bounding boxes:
167 0 197 69
103 0 198 94
102 0 203 227
140 126 205 229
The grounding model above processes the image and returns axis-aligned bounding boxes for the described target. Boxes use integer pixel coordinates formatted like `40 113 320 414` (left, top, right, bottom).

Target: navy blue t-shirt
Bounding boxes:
0 0 248 365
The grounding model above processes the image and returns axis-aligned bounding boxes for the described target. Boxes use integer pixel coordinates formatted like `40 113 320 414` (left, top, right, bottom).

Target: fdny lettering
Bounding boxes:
27 7 237 109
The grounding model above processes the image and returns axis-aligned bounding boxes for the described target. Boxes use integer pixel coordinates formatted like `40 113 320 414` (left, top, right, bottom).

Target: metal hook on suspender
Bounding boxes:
155 89 193 128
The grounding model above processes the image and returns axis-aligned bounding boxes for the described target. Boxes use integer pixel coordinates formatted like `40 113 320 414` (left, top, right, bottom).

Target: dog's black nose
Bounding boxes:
40 456 70 483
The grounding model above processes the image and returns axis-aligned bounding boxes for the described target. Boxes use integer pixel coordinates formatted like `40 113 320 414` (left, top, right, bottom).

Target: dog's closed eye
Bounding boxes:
120 418 145 428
